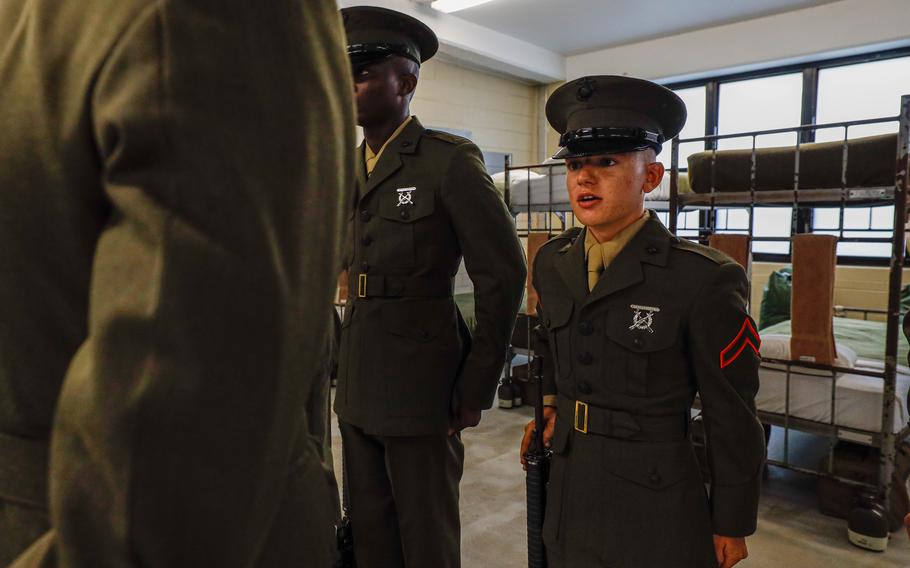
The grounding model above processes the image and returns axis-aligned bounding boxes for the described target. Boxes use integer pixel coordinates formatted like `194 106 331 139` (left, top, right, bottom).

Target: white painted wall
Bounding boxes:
566 0 910 83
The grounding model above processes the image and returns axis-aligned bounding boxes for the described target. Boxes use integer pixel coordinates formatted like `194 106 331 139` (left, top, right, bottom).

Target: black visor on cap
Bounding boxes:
559 127 661 149
348 42 420 67
553 127 662 159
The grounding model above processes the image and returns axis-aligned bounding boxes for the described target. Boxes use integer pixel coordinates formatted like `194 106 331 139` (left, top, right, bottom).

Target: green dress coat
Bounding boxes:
335 118 526 436
533 216 766 568
0 1 354 566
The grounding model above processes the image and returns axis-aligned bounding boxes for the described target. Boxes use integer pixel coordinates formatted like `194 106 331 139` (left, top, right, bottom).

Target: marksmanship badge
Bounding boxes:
629 304 660 333
397 187 416 207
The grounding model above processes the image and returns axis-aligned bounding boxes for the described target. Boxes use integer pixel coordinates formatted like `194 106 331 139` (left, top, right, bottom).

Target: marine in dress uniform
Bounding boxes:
0 1 354 566
336 7 526 567
520 76 766 568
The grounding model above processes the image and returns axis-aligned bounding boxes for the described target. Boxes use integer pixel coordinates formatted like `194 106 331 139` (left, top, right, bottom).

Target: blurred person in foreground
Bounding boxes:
0 1 354 566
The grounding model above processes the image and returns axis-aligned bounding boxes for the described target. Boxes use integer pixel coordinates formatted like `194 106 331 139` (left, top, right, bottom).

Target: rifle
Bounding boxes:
525 355 550 568
335 445 356 568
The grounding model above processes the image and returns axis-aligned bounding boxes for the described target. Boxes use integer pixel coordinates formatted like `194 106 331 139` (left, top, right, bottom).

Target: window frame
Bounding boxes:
663 46 910 266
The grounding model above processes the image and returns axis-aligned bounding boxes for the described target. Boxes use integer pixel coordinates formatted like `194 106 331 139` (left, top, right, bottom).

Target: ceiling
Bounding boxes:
436 0 839 55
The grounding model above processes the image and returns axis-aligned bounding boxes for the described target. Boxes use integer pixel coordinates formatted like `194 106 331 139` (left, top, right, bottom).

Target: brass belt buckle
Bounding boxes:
358 274 368 298
574 400 589 434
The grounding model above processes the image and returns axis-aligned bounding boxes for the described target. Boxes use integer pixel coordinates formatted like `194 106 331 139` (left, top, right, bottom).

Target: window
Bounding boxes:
717 73 802 150
812 205 896 258
716 73 803 254
812 56 910 257
657 86 707 169
713 207 792 255
655 210 700 239
815 56 910 142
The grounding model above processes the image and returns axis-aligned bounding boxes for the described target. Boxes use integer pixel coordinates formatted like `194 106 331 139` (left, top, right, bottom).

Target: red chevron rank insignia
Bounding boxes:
719 318 761 369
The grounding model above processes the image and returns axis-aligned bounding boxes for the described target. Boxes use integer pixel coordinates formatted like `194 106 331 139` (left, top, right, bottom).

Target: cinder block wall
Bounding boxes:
409 58 538 167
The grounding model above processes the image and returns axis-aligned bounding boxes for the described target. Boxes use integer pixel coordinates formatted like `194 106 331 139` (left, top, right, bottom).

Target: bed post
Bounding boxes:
881 94 910 516
669 136 680 233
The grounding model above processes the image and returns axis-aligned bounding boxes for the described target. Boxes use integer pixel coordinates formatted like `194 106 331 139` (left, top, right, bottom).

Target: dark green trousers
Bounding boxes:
339 421 464 568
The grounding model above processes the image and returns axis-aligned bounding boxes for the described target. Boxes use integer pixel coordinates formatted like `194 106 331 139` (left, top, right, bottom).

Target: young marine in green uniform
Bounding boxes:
336 6 526 568
0 1 354 566
520 76 766 568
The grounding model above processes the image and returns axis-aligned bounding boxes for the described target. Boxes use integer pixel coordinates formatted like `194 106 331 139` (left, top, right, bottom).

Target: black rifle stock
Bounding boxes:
335 444 356 568
525 356 550 568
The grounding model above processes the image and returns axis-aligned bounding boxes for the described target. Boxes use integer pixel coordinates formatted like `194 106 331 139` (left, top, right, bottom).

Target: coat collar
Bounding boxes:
360 116 423 199
555 212 677 307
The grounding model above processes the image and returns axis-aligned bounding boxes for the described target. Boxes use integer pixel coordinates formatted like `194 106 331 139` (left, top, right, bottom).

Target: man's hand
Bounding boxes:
520 406 556 470
904 513 910 539
448 406 482 436
713 535 748 568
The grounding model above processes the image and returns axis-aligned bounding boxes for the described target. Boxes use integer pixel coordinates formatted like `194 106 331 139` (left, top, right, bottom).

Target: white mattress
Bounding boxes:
756 358 910 436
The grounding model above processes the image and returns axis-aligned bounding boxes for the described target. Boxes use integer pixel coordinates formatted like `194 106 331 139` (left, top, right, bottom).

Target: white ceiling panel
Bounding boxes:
437 0 839 55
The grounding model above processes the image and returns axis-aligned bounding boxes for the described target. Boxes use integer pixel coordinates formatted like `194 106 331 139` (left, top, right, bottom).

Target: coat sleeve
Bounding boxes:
686 262 766 537
532 317 558 407
531 252 557 406
13 2 354 566
439 142 527 410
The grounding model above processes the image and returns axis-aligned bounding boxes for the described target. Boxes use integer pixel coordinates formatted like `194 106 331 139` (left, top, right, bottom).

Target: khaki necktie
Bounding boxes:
587 249 604 291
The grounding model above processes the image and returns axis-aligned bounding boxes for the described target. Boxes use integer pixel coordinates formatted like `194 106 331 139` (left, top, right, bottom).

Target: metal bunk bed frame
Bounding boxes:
667 95 910 518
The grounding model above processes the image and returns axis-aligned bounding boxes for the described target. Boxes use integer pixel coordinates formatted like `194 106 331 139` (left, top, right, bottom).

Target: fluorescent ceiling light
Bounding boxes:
431 0 496 13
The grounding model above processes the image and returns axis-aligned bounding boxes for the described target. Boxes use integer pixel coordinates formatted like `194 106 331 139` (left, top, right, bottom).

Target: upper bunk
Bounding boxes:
669 95 910 209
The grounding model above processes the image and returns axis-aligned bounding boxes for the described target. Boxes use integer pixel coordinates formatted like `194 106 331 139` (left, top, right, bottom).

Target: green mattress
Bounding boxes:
687 133 897 194
761 316 908 366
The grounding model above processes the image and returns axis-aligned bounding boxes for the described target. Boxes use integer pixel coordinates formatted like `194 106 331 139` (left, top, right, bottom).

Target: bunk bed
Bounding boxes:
667 94 910 531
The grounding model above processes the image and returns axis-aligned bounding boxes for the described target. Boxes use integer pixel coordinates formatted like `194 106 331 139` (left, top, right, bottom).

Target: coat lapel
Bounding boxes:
554 228 589 304
360 117 423 199
355 142 367 193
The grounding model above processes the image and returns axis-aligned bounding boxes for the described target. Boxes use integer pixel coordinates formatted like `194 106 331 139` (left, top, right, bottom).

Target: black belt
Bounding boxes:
351 273 454 299
557 394 687 443
0 431 49 508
